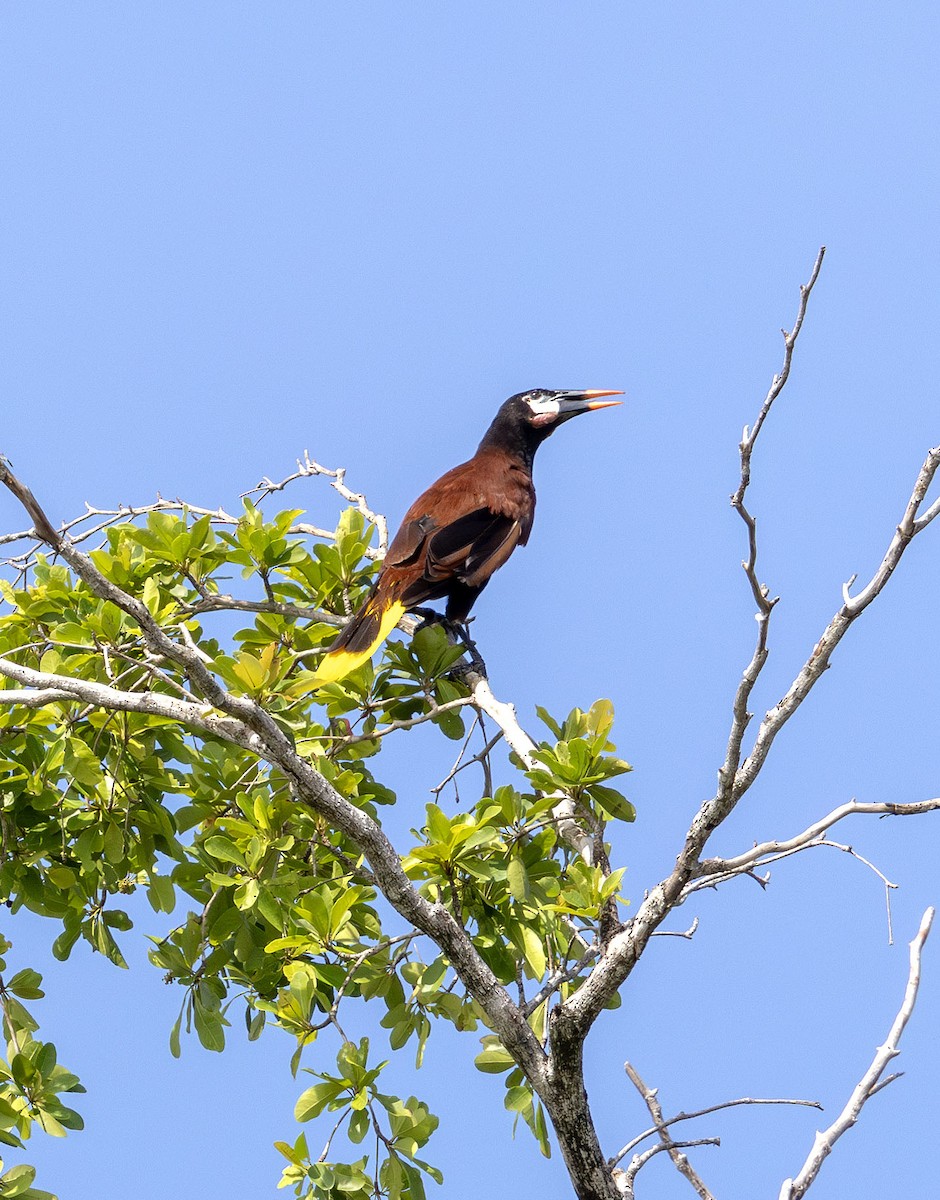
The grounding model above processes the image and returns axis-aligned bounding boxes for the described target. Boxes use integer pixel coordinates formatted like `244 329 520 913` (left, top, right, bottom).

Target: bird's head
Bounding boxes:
479 389 623 463
515 388 624 431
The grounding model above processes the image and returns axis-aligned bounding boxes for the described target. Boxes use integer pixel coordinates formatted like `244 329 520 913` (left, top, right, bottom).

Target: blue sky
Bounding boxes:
3 3 940 1198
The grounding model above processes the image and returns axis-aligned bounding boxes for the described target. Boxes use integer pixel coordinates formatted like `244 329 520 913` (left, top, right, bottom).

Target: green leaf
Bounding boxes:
7 970 43 1001
168 1013 182 1059
504 1085 531 1114
203 836 246 867
506 856 530 902
147 873 176 914
517 924 547 980
294 1081 343 1122
348 1107 369 1144
0 1164 36 1197
589 784 636 823
474 1045 515 1074
535 705 564 739
193 1001 225 1053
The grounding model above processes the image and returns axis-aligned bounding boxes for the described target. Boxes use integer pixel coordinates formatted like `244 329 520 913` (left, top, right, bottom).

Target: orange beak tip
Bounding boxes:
583 390 625 411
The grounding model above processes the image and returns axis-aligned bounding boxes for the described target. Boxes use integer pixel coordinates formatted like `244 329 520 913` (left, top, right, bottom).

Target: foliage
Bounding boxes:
0 501 634 1197
0 936 83 1200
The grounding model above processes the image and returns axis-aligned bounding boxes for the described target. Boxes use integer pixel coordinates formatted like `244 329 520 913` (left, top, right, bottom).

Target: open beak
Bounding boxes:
555 389 624 418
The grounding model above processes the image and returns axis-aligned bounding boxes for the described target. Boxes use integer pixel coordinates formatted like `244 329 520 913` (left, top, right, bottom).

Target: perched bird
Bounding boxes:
312 388 622 684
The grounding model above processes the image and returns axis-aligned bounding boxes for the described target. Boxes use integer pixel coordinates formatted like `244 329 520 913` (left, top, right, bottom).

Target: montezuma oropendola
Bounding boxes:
312 388 622 684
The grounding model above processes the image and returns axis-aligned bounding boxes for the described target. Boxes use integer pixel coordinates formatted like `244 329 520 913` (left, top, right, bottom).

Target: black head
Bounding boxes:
478 388 623 467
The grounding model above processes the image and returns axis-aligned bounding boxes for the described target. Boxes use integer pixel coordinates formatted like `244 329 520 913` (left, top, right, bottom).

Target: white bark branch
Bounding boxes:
719 246 827 798
617 1139 720 1199
695 797 940 886
0 458 549 1091
468 675 595 863
552 249 940 1041
622 1062 717 1200
244 450 389 553
611 1092 821 1167
780 906 935 1200
736 442 940 799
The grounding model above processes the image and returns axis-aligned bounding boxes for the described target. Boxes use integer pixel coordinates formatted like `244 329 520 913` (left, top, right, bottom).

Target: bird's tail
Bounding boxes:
311 589 406 686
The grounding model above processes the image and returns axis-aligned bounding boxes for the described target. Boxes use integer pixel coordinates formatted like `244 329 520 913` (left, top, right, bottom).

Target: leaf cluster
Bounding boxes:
0 502 636 1193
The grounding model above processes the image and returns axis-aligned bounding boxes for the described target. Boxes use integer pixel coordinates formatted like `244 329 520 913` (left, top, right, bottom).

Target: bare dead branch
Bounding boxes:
611 1091 821 1167
697 797 940 882
244 450 389 553
720 246 826 800
554 251 940 1043
623 1062 717 1200
617 1139 720 1199
0 495 240 557
736 443 940 800
780 907 935 1200
649 916 699 940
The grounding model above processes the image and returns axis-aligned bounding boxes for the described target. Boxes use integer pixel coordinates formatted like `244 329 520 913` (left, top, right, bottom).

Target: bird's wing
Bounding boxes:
425 507 524 587
384 513 438 567
384 453 534 605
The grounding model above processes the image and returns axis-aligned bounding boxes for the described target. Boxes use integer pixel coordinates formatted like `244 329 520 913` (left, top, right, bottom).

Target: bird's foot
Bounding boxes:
407 609 487 680
411 606 446 633
446 621 488 681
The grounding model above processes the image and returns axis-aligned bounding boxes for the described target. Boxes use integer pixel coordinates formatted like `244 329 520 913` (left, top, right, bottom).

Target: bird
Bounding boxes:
312 388 623 684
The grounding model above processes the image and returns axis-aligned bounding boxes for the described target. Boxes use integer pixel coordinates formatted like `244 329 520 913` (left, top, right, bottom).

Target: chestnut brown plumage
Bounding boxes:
312 388 622 684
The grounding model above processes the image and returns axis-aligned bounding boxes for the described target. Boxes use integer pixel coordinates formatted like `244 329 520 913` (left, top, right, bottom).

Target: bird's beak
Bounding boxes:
555 389 624 417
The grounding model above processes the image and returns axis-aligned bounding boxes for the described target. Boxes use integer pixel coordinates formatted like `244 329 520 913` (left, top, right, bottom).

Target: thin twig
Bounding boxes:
341 695 476 747
243 451 389 553
611 1092 822 1166
697 797 940 883
182 593 345 626
309 932 423 1033
431 728 503 798
618 1139 720 1198
650 917 700 940
523 942 600 1017
317 1107 353 1163
623 1062 717 1200
780 907 935 1200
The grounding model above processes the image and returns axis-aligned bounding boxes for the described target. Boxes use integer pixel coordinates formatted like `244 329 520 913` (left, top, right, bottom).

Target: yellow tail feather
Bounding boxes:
311 601 406 686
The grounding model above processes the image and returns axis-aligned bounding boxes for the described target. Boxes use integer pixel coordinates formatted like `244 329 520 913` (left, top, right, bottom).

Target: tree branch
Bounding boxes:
616 1139 720 1199
735 442 940 800
552 251 831 1038
466 673 594 863
695 797 940 886
780 906 935 1200
718 246 826 800
0 457 549 1091
341 695 476 747
244 450 389 554
182 593 344 625
611 1091 821 1167
550 250 940 1045
622 1062 717 1200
